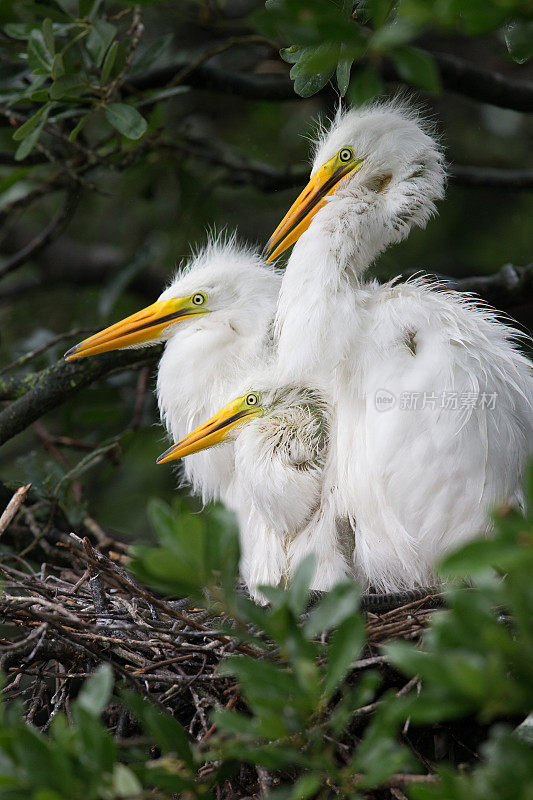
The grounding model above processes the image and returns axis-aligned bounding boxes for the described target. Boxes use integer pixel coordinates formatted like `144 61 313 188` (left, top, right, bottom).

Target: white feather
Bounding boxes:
273 98 533 593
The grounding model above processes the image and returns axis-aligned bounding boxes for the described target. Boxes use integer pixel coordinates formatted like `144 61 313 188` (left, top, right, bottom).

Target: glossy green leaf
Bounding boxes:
100 39 119 84
42 18 55 56
305 581 361 637
28 29 53 72
125 692 194 769
391 46 441 92
112 764 142 798
349 65 384 105
324 614 365 697
336 52 353 96
14 118 46 160
12 104 50 141
50 53 64 80
86 18 116 67
75 663 113 717
367 0 393 27
505 21 533 64
79 0 104 18
50 74 86 100
69 113 89 141
104 102 147 139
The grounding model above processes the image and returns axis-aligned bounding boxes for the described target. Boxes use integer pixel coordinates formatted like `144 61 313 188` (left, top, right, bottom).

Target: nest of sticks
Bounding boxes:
0 483 443 743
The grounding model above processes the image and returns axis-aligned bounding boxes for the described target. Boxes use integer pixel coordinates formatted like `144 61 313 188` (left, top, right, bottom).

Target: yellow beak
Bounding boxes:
64 297 207 361
263 154 363 262
156 393 263 464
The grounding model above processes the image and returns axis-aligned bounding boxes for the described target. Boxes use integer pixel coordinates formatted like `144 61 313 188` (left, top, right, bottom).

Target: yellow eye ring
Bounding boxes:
246 393 260 407
192 292 206 306
339 147 353 163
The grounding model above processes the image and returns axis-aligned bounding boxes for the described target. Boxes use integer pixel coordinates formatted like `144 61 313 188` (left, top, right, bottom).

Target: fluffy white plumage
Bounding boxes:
274 98 533 592
230 381 344 601
155 236 281 508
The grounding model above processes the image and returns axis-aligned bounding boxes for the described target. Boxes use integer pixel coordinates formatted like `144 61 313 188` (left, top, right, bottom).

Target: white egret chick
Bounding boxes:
264 99 533 592
156 382 350 602
65 237 281 510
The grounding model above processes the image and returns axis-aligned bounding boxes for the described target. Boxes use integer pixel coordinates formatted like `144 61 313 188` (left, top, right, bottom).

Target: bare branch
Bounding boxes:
449 165 533 190
448 262 533 310
162 135 533 192
0 186 80 279
130 51 533 112
0 484 31 535
0 347 161 446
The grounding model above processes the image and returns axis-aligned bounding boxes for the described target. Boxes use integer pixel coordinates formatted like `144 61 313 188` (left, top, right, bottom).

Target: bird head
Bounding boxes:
64 237 280 361
156 390 265 463
156 383 329 465
264 98 445 264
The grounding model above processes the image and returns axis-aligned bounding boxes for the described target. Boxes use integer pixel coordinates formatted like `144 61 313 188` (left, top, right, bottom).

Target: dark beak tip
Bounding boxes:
63 344 79 361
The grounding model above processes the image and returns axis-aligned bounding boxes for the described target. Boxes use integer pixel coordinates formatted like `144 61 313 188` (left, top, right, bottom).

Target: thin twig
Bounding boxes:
0 484 31 535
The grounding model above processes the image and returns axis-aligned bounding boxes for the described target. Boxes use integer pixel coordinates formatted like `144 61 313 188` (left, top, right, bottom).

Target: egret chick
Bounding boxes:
65 237 281 509
156 382 350 602
264 99 533 592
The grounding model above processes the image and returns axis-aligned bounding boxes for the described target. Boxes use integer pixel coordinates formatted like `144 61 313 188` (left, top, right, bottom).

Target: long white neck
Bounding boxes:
274 203 369 383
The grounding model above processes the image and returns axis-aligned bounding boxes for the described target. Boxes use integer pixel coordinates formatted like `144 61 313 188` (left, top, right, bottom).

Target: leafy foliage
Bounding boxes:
256 0 532 98
1 471 533 797
1 472 533 797
0 1 158 161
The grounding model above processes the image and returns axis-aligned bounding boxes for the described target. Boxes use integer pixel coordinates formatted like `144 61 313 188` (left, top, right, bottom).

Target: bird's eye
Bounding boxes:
192 292 206 306
339 147 354 163
246 393 259 407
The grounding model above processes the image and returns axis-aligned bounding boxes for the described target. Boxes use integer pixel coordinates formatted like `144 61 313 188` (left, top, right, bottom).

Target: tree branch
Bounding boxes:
450 165 533 190
162 135 533 192
129 51 533 112
429 51 533 114
0 187 81 279
0 347 161 447
446 262 533 310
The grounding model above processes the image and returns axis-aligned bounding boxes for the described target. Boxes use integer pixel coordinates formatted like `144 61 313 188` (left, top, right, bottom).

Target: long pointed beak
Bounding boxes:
156 394 263 464
263 156 363 262
64 298 204 361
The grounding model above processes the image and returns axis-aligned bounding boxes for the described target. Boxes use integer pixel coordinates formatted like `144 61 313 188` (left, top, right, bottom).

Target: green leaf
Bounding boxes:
370 19 414 51
100 39 119 84
289 43 337 97
280 45 302 64
287 554 315 614
367 0 393 27
50 74 87 100
125 692 194 769
505 21 533 64
14 118 46 161
69 113 89 141
112 764 142 798
86 18 116 67
305 582 361 637
348 65 384 105
28 29 53 73
131 33 174 73
104 102 147 139
12 104 50 141
50 53 64 80
75 663 113 717
324 614 365 698
336 52 353 97
439 534 524 577
390 46 441 92
79 0 104 18
42 18 55 56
